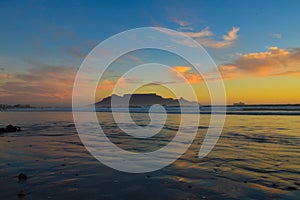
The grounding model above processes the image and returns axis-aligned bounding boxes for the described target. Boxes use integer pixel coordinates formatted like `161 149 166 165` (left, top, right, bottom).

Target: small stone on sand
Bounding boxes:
18 190 26 198
18 173 27 181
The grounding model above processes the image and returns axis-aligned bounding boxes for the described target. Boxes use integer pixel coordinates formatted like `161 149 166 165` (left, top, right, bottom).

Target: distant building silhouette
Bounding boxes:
233 102 246 106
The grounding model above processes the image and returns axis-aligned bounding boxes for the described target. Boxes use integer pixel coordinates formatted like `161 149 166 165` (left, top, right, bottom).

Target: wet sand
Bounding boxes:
0 112 299 199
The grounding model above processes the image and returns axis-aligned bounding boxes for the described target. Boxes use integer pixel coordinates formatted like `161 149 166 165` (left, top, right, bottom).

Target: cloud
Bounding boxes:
115 54 144 65
97 80 115 91
169 66 203 84
173 66 192 73
181 27 213 38
172 19 194 31
124 54 144 64
271 33 282 39
223 27 240 41
179 26 194 31
0 65 77 106
97 77 127 91
173 19 190 27
0 73 13 79
143 81 179 86
219 46 300 78
168 46 300 82
65 46 86 58
196 27 240 48
161 26 240 48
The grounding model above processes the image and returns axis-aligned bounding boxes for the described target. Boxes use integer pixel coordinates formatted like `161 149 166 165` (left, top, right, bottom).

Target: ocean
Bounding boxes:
0 110 299 199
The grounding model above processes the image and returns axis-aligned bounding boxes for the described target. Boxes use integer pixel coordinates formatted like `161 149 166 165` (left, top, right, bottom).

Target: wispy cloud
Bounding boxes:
115 54 145 65
271 33 282 39
65 40 99 58
160 26 240 48
125 54 144 64
181 27 213 38
172 19 194 31
173 19 190 27
65 46 86 58
194 26 240 48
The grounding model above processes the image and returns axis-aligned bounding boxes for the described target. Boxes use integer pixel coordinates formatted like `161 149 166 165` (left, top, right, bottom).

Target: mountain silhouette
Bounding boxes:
95 93 199 107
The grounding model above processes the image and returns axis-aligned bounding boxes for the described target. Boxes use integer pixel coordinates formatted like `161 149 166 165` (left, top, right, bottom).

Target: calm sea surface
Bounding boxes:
0 111 299 199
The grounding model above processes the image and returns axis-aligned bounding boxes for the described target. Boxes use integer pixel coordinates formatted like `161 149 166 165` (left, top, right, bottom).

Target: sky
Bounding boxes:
0 0 300 106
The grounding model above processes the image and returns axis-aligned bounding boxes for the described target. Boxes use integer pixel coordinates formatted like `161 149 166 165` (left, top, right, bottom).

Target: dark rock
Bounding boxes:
0 125 21 133
17 190 26 198
286 186 297 191
75 173 79 176
6 124 17 132
188 185 193 188
61 163 66 167
18 173 27 181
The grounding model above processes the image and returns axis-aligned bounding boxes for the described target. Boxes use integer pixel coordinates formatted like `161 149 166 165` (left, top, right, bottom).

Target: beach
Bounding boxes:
0 111 299 199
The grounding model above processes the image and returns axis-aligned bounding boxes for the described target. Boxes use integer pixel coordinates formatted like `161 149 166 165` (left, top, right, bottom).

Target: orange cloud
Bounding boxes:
0 73 13 79
170 66 203 84
0 66 77 106
97 80 115 91
218 65 243 79
97 77 127 91
173 66 191 73
223 27 240 41
219 47 300 78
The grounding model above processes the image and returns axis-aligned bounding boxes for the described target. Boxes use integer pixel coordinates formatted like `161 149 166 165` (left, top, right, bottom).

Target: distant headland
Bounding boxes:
0 104 32 111
95 93 200 107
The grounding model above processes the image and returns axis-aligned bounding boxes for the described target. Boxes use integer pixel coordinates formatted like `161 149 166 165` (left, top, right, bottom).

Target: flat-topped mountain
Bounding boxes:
95 93 199 107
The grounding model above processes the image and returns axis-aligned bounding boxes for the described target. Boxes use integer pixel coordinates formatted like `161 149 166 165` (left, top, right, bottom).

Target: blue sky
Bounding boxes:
1 0 299 66
1 0 300 105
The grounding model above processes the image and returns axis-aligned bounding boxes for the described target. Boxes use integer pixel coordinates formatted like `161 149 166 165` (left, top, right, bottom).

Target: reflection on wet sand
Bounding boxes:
0 112 299 199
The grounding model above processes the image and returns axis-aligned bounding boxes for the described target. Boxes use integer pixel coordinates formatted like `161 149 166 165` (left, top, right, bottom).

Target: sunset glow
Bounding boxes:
0 1 299 106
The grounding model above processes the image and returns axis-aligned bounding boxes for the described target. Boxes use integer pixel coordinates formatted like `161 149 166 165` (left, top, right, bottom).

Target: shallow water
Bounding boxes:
0 112 299 199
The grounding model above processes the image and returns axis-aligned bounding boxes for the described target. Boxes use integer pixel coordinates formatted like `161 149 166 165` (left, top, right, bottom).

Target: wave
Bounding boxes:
2 106 300 115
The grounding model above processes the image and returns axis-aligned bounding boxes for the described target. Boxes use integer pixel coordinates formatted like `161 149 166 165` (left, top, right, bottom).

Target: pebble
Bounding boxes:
18 190 26 198
18 173 27 181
